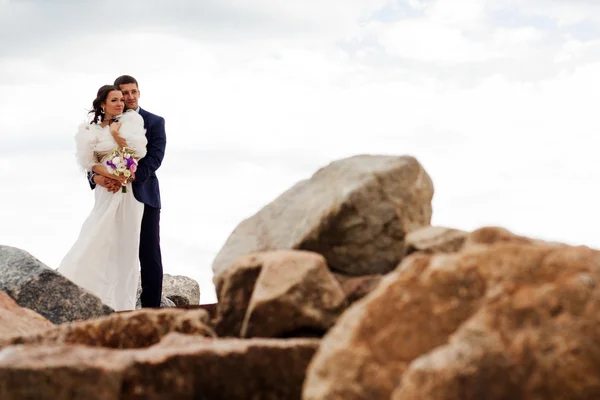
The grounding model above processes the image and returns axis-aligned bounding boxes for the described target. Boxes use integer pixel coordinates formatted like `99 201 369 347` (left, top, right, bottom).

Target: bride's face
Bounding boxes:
102 90 125 116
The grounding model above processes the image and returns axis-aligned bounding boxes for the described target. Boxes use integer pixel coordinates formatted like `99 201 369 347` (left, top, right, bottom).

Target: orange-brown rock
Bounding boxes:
462 226 535 249
179 303 217 319
214 256 263 336
0 291 53 341
463 226 567 251
4 308 214 349
241 250 346 338
0 333 320 400
333 273 382 305
405 226 468 254
216 251 346 338
302 228 600 400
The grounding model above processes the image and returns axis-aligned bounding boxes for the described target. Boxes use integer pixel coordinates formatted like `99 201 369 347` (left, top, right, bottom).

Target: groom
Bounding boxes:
89 75 166 308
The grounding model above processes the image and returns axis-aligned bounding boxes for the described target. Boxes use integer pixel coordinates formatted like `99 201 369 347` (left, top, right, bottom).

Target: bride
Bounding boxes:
57 84 147 311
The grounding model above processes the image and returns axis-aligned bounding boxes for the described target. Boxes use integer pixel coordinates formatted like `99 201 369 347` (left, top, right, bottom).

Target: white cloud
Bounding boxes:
492 26 545 48
427 0 486 27
2 0 600 304
488 0 600 26
373 20 495 63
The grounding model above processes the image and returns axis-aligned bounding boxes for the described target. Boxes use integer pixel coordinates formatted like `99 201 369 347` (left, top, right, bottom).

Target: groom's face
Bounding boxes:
119 83 140 111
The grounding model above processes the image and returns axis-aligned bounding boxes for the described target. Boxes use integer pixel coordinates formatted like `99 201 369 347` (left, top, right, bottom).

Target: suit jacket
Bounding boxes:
88 107 166 209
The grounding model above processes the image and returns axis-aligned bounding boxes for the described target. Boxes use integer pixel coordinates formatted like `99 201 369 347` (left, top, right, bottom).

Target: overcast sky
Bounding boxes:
1 0 600 303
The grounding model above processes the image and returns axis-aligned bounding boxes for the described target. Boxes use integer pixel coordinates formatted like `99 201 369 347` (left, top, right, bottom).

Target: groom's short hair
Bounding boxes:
114 75 139 88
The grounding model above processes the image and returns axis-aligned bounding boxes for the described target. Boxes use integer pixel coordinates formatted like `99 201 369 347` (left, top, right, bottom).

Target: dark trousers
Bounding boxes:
139 205 163 307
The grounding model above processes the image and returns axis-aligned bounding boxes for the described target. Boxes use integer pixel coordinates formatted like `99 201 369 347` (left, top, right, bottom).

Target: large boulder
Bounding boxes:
0 291 53 341
302 228 600 400
212 155 434 284
4 308 214 349
0 245 112 324
0 334 320 400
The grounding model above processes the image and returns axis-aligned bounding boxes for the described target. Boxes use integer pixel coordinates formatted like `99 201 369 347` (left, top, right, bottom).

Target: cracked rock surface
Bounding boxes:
303 228 600 400
0 246 112 324
212 155 434 284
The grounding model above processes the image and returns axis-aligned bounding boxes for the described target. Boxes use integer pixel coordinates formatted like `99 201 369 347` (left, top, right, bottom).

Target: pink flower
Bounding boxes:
130 164 137 173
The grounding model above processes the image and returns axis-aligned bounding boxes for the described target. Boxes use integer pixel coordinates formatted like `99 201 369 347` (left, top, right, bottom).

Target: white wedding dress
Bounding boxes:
57 110 147 311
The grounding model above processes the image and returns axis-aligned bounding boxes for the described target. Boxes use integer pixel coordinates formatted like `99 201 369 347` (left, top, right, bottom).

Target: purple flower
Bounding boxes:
106 160 116 169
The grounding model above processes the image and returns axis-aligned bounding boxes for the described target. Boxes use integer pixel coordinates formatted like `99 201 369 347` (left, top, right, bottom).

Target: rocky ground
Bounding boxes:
2 154 599 399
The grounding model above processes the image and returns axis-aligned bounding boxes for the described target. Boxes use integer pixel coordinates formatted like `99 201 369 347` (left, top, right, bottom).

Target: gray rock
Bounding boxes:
135 274 199 308
0 245 113 325
212 155 434 284
163 273 200 306
135 284 176 309
161 296 176 307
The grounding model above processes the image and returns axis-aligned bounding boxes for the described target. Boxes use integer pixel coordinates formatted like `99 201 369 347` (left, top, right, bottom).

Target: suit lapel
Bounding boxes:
138 107 147 119
138 107 150 130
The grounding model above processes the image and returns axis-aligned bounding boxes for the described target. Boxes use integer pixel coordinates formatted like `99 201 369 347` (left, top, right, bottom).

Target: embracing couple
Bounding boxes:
57 75 166 312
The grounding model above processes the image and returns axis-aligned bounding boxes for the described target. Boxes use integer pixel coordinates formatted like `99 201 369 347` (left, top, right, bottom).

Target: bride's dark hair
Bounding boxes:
89 84 122 124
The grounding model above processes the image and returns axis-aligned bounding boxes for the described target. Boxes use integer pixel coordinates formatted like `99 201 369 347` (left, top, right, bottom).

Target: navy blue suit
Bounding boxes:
131 108 166 209
89 107 166 307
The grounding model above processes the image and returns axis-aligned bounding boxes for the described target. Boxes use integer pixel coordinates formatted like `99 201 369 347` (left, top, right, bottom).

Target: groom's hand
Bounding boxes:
94 175 121 194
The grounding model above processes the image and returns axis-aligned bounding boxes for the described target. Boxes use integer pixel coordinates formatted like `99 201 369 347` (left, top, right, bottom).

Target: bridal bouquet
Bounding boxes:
105 148 138 193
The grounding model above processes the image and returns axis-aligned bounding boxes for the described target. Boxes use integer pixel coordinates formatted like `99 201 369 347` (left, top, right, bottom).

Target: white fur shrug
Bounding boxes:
74 110 147 171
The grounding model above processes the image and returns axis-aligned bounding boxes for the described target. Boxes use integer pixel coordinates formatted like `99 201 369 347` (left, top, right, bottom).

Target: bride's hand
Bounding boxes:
109 121 121 135
111 175 128 185
110 122 127 148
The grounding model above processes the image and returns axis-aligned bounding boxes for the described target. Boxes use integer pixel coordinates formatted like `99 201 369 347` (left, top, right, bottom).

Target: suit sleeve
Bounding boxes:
134 117 166 183
87 171 96 190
